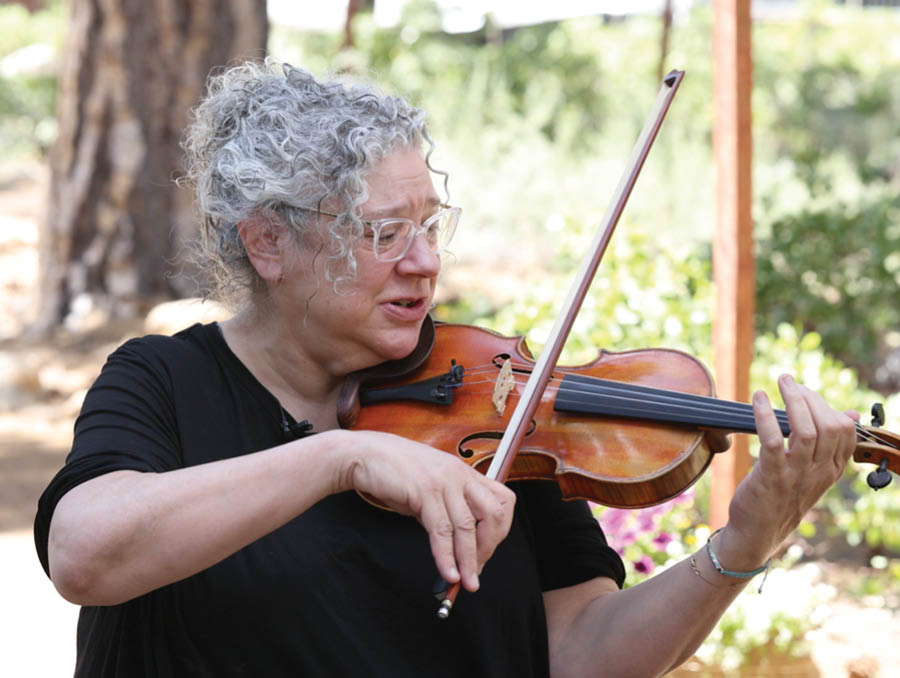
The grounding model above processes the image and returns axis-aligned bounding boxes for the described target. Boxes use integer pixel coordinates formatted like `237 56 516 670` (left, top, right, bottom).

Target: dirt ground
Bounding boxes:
2 165 899 678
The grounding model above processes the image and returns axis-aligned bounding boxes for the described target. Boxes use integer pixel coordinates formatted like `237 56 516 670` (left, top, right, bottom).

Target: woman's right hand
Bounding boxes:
336 430 516 593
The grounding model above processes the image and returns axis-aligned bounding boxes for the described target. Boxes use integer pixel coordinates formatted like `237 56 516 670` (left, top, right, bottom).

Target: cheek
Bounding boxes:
319 282 378 321
353 262 393 293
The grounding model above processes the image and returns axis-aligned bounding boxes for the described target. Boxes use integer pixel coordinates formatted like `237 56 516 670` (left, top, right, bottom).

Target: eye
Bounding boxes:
377 222 404 244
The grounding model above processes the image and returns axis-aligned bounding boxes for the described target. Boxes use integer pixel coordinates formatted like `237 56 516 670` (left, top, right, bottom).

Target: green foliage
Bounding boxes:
752 4 900 204
756 194 900 390
749 5 900 390
271 7 721 252
466 219 716 365
828 474 900 554
0 1 64 57
0 0 64 160
0 72 56 155
346 10 615 157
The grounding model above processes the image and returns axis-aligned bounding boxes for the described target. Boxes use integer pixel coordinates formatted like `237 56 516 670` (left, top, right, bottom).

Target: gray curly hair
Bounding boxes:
182 58 446 309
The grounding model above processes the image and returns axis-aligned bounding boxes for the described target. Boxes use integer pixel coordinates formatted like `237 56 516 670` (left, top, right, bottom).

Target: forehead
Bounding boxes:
363 148 439 218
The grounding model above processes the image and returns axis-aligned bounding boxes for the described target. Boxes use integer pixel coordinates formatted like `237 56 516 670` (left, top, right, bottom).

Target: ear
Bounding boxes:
237 211 288 284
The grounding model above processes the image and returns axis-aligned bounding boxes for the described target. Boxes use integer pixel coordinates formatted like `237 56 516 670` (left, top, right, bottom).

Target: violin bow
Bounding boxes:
436 70 686 619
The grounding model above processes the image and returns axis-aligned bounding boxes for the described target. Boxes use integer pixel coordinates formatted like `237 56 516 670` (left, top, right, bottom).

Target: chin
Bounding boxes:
374 326 423 362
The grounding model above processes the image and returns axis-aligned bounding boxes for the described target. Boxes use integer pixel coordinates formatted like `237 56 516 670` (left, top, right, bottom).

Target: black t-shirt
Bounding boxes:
35 323 625 678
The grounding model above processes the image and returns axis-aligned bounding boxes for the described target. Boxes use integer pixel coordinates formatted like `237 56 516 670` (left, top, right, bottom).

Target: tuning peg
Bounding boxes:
867 459 892 491
871 403 885 428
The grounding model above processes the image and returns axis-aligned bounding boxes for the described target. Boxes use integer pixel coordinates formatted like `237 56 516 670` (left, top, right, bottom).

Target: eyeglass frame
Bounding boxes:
290 203 461 262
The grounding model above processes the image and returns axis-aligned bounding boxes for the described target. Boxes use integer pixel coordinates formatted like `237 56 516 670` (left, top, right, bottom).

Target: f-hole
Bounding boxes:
492 353 511 369
491 353 532 375
457 419 537 458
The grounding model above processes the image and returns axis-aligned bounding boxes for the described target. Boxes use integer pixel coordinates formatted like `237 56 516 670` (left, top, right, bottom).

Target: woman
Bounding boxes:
35 60 858 677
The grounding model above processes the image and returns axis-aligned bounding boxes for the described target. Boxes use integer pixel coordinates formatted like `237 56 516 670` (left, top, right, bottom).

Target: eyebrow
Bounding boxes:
366 196 441 220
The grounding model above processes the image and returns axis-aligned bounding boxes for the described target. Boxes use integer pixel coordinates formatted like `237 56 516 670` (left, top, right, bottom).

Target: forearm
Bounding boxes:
549 530 768 677
48 429 353 605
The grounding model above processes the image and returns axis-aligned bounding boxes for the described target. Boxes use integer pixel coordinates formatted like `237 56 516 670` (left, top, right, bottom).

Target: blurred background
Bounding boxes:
0 0 899 676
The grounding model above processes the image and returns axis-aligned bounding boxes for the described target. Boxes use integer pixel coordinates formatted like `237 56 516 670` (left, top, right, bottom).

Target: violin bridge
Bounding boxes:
492 358 515 416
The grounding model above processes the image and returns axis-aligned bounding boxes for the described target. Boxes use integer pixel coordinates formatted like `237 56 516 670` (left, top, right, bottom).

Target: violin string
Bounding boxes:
450 360 893 447
459 369 778 431
455 363 896 449
550 375 895 448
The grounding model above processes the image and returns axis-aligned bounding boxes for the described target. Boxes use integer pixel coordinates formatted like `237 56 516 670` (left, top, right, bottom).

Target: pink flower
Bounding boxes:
633 555 654 574
653 532 673 548
637 510 660 532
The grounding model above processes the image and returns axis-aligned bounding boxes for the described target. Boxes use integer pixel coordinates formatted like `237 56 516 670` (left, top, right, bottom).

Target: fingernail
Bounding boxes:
449 567 459 581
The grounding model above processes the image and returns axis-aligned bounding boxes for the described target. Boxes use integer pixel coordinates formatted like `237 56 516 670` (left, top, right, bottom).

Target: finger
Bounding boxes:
778 374 817 462
444 484 480 592
752 389 786 472
796 384 848 465
829 407 860 471
704 429 732 454
466 481 515 567
419 490 460 586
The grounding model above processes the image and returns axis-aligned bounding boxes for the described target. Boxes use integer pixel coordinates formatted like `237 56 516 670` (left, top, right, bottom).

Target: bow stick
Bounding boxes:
436 69 686 619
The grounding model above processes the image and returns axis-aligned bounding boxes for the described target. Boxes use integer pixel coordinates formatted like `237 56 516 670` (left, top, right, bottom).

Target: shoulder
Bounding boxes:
104 323 221 374
115 322 218 358
83 323 228 407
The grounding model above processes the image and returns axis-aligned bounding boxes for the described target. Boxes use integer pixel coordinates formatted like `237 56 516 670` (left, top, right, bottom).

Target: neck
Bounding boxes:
219 308 343 430
554 373 790 436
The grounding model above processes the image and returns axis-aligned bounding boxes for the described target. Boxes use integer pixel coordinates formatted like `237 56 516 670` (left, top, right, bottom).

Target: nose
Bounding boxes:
395 229 441 277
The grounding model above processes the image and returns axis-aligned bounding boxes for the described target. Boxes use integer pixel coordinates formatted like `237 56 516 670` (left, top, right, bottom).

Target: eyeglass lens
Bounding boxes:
375 209 457 260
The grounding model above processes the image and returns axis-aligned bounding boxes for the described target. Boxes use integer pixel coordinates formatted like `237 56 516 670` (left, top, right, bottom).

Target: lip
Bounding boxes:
380 296 430 322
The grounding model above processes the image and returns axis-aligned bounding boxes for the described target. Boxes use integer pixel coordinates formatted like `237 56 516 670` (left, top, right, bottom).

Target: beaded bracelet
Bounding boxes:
705 528 771 593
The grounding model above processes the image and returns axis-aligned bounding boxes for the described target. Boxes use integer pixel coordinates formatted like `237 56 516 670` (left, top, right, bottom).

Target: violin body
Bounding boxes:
340 323 724 509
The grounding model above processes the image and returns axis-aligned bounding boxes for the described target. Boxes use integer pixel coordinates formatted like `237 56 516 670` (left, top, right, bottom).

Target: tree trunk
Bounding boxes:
657 0 673 84
35 0 267 332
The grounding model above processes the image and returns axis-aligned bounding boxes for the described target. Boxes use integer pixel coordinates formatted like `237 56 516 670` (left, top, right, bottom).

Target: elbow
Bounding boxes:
48 530 120 606
49 552 101 605
45 471 149 606
47 514 135 606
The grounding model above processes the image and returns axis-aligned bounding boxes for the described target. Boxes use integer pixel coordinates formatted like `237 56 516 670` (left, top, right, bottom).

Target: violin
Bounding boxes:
337 317 900 509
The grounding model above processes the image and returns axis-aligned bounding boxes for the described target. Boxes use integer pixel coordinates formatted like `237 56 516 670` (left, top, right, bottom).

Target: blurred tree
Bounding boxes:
34 0 267 332
343 0 373 49
657 0 672 83
1 0 47 12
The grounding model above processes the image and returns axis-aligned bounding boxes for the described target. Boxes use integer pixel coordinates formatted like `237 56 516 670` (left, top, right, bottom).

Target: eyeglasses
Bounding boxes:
294 204 461 262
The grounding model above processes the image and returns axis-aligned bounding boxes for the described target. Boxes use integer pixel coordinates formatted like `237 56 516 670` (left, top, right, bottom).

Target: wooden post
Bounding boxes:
710 0 754 529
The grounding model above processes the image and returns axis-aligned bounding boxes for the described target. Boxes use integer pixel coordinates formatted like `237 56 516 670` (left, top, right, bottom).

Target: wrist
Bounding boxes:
713 524 775 573
701 527 772 593
322 429 361 494
292 428 359 496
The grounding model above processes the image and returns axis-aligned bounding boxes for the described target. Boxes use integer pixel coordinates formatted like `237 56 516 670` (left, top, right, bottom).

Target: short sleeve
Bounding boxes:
34 338 182 577
514 481 626 591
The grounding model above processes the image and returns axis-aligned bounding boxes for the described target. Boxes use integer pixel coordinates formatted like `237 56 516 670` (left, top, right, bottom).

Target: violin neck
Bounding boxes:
554 373 787 436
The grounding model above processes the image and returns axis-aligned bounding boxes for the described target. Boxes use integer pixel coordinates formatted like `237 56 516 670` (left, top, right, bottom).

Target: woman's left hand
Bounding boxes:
719 374 859 567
